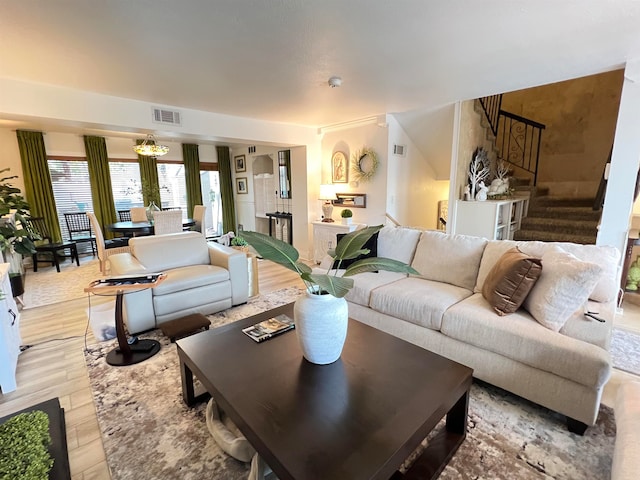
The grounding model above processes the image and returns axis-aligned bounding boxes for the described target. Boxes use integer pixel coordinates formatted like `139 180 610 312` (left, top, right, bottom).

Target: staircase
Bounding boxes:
514 188 599 244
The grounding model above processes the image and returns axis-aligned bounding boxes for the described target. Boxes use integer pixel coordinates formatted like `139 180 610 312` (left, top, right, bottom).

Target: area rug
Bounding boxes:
610 327 640 376
85 288 615 480
22 258 102 309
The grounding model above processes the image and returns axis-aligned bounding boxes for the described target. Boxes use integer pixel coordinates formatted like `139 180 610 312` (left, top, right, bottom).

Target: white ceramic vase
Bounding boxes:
293 291 348 365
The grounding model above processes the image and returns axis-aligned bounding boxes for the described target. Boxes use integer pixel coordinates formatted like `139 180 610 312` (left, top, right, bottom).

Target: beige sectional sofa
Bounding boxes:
109 231 248 334
317 226 620 433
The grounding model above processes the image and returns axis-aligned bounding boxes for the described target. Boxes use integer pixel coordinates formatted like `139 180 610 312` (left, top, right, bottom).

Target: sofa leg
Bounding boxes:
566 417 588 435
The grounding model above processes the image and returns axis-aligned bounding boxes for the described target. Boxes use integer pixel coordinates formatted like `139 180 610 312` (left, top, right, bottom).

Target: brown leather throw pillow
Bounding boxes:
482 247 542 316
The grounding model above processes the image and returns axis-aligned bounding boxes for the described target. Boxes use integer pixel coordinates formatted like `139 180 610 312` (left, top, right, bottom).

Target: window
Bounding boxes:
47 158 94 243
158 162 187 217
109 161 143 211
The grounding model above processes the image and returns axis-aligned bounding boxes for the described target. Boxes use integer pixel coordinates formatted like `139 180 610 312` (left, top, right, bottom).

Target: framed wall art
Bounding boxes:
331 151 348 183
234 155 246 173
236 177 248 194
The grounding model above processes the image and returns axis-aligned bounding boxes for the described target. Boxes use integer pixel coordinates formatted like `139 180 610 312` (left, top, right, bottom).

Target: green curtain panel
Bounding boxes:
182 143 203 216
216 146 236 234
137 139 160 206
84 135 117 240
15 130 62 242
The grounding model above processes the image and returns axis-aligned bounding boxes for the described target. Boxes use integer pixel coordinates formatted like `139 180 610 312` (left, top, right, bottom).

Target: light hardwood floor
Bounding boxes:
0 258 302 480
1 259 639 479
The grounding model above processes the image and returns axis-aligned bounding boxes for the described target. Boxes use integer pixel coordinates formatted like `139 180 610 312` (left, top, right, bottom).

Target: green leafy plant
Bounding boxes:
0 168 36 256
230 235 249 247
0 410 54 480
242 225 418 298
340 209 353 218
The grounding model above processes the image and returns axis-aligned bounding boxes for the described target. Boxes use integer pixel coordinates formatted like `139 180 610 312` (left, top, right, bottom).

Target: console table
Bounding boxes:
266 212 292 244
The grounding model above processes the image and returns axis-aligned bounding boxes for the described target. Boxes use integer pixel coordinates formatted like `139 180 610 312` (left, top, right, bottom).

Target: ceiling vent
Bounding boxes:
152 107 182 126
248 146 256 154
393 144 407 156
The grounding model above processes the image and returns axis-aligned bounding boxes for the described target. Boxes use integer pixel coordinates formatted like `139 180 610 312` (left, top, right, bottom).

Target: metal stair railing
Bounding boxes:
479 95 502 136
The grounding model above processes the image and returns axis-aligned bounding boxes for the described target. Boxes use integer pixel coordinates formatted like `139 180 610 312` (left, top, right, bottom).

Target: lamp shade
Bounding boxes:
319 184 335 201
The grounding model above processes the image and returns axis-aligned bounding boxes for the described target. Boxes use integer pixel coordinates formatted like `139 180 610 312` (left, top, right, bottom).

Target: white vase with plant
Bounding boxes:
242 226 418 364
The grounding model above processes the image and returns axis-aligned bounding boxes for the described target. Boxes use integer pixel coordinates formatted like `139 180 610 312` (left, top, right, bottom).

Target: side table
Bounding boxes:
85 274 166 366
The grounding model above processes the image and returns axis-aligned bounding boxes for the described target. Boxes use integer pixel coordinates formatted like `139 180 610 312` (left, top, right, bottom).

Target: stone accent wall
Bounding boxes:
501 69 624 198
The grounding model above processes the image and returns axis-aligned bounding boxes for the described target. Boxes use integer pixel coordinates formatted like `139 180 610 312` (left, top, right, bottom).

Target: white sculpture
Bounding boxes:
464 185 471 201
468 148 490 200
488 178 509 196
476 181 488 201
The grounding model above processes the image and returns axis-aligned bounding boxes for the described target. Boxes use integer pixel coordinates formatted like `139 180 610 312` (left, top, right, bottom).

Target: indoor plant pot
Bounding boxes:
242 226 418 364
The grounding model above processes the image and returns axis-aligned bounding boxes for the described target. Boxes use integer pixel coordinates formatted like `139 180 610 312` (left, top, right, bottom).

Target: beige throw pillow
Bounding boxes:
482 247 542 316
523 247 602 332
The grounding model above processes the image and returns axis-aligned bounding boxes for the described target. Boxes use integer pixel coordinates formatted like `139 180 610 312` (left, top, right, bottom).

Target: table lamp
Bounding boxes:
319 184 335 222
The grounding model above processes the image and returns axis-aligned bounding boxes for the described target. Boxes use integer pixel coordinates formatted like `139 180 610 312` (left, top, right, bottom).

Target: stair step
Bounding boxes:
520 217 598 236
530 197 594 208
513 229 597 244
526 206 601 221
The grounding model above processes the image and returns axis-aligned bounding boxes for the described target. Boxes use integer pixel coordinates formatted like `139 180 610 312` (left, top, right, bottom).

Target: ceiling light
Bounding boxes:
133 134 169 157
328 76 342 88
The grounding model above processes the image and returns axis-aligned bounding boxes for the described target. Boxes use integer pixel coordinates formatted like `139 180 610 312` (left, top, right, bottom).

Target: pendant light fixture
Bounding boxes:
133 134 169 157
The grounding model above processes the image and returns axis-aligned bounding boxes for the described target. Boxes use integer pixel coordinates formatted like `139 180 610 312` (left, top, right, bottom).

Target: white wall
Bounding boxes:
599 59 640 265
386 114 450 229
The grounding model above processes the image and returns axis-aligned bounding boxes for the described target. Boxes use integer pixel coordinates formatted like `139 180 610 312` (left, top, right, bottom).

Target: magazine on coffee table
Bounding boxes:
242 314 295 343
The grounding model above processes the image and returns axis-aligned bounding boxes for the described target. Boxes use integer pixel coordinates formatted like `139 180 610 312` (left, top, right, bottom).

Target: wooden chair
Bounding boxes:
26 217 80 272
117 210 131 221
86 212 131 273
64 212 96 255
130 207 147 222
192 205 206 234
153 210 183 235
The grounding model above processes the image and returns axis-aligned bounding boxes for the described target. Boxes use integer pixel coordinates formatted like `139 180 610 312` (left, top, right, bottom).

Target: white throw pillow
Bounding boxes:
523 247 602 331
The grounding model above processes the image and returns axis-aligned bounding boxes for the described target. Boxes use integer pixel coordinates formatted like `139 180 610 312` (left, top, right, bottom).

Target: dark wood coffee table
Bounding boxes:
177 303 472 480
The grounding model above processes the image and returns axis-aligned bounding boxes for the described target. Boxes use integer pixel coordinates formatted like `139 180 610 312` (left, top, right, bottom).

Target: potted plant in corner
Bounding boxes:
230 235 250 253
340 209 353 225
242 226 418 364
0 169 37 297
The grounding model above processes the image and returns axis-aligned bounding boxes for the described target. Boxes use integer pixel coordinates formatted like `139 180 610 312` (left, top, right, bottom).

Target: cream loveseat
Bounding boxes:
317 226 619 433
109 232 248 334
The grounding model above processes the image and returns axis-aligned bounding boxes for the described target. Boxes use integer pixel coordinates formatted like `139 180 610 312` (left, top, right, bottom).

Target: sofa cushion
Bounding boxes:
332 232 378 270
441 293 611 388
411 231 487 290
559 300 613 350
130 232 210 272
474 239 618 303
369 277 473 331
311 267 404 307
523 247 602 332
153 264 230 295
482 247 542 316
377 226 421 265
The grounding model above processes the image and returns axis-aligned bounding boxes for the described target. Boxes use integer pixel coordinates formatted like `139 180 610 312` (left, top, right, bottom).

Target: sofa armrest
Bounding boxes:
208 243 249 305
108 253 148 276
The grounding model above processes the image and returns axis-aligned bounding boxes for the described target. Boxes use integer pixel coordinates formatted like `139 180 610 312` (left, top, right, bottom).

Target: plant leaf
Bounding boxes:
241 231 303 275
343 257 420 277
334 225 382 260
302 273 354 298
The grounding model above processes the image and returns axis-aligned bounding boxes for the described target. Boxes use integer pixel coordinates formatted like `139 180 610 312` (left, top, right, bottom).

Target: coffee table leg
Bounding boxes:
180 359 196 406
400 388 469 480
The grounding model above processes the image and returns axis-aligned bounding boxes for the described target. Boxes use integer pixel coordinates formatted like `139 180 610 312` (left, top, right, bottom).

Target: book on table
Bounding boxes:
242 314 295 343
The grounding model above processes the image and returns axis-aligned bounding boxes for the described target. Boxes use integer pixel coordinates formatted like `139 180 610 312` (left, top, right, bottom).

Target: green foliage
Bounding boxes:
0 410 54 480
0 168 36 255
340 209 353 218
230 235 249 247
242 225 418 298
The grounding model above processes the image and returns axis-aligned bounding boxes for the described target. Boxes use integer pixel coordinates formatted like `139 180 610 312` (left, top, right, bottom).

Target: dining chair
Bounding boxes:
117 210 132 221
86 212 131 273
130 207 147 222
26 217 80 272
153 210 183 236
192 205 206 234
64 212 97 255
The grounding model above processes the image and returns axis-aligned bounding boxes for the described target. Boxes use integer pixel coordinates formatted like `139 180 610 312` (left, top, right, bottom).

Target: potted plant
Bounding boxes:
0 169 37 297
230 235 250 253
340 209 353 225
242 226 417 364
